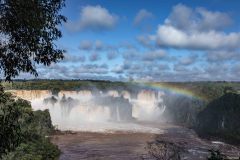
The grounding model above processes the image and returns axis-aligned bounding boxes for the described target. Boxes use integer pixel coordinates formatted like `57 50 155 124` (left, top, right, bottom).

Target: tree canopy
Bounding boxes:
0 89 59 159
0 0 66 81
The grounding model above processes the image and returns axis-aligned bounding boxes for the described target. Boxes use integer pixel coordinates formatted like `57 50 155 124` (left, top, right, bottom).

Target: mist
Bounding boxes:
29 89 166 133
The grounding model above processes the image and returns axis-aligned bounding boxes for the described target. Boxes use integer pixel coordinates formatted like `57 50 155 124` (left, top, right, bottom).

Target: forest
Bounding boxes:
0 86 60 159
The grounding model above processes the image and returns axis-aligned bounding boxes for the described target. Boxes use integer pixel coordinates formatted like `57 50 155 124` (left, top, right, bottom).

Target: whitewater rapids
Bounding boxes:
9 89 166 133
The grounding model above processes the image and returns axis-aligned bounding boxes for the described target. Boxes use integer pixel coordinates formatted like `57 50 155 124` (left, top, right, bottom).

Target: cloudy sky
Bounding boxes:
25 0 240 81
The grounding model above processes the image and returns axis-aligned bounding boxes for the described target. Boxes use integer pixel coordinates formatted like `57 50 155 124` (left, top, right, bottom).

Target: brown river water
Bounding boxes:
51 123 240 160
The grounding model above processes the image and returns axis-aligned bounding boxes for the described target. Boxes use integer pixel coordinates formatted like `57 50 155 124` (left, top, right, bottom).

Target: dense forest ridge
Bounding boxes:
2 80 240 102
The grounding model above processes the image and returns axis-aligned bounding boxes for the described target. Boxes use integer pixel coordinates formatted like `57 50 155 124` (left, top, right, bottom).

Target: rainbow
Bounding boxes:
135 82 207 101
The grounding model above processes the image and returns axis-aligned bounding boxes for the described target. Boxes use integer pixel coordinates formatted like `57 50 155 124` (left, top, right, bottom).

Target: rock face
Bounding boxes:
196 93 240 144
107 90 119 97
8 90 51 101
58 90 92 99
131 90 166 121
59 94 79 117
94 96 133 121
146 140 181 160
43 96 58 106
162 94 206 126
120 90 131 100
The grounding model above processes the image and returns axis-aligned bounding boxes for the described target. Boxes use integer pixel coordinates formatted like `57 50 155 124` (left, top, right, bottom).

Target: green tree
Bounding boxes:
0 89 60 159
0 0 66 81
0 90 31 156
2 139 60 160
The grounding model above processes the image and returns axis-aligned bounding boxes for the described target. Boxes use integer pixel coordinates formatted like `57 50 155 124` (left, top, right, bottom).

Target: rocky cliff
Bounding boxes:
196 93 240 144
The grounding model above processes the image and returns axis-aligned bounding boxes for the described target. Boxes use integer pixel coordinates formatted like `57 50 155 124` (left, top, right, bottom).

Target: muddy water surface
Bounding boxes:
51 124 240 160
52 132 156 160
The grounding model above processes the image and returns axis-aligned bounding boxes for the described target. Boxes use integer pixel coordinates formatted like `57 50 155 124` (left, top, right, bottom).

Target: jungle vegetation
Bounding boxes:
0 87 60 159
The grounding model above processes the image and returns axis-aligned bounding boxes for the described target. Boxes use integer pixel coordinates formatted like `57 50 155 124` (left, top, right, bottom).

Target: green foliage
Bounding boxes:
0 89 60 159
0 0 66 81
152 81 240 102
20 109 54 143
0 91 32 155
51 87 61 96
2 139 60 160
207 149 228 160
2 79 139 92
196 93 240 144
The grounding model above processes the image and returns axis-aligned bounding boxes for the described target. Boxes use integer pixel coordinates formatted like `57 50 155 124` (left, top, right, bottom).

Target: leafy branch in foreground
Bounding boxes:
0 0 66 81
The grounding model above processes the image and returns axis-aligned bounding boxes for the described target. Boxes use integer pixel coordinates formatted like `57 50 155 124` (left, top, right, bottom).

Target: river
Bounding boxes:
51 123 240 160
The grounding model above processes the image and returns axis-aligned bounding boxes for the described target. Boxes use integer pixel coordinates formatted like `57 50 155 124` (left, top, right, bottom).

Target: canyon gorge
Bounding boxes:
7 88 240 159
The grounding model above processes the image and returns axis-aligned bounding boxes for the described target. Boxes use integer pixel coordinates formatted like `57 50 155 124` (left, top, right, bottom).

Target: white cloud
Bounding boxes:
95 40 104 50
136 35 155 48
134 9 153 25
142 50 167 61
153 4 240 50
231 64 240 77
111 65 124 74
79 40 93 50
74 64 108 74
63 53 85 63
206 51 240 62
66 5 118 32
179 55 197 65
89 52 101 61
107 51 118 60
196 7 232 31
166 4 232 31
156 25 240 50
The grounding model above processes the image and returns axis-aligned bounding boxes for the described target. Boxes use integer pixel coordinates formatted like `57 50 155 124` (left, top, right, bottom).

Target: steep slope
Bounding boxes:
196 93 240 144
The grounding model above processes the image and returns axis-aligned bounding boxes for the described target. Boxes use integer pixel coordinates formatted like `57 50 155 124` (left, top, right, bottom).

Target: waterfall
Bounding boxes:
7 89 166 133
116 105 120 121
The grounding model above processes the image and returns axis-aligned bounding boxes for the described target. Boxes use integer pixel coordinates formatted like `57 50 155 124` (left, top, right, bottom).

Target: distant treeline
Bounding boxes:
2 79 133 91
2 80 240 102
161 81 240 101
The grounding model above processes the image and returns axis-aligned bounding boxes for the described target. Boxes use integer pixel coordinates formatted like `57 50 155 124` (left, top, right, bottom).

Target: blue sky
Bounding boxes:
24 0 240 81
